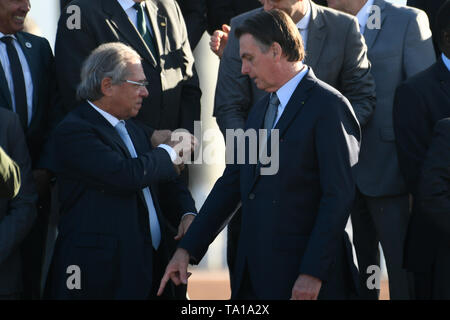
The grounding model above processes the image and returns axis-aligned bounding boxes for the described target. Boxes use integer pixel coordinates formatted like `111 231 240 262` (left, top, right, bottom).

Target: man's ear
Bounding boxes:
271 42 282 61
101 77 114 97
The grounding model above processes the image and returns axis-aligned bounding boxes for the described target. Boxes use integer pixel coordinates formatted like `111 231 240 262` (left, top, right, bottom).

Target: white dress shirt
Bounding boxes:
272 64 309 128
442 53 450 72
117 0 155 37
297 1 311 50
356 0 375 34
0 31 34 125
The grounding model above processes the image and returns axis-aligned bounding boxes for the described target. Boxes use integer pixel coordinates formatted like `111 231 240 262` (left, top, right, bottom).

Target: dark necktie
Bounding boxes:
264 93 280 131
133 2 158 59
1 36 28 129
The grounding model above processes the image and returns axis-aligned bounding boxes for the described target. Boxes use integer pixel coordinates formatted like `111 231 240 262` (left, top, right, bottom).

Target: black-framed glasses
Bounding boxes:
121 79 149 87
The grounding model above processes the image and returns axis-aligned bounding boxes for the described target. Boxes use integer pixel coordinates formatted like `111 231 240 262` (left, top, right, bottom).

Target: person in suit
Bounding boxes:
0 146 20 199
205 0 261 35
0 0 60 299
209 0 375 285
327 0 435 300
0 108 37 299
416 118 450 299
407 0 446 57
55 0 201 135
393 0 450 300
45 42 197 299
176 0 207 49
159 9 361 300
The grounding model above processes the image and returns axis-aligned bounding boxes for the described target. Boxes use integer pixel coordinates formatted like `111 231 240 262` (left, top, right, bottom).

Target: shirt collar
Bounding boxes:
296 0 311 31
88 100 122 128
117 0 142 11
356 0 374 33
442 53 450 73
0 31 17 40
276 64 309 109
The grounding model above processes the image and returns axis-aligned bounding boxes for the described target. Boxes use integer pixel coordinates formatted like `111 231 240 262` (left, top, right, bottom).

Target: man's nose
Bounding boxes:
141 86 149 97
241 62 250 75
21 0 31 12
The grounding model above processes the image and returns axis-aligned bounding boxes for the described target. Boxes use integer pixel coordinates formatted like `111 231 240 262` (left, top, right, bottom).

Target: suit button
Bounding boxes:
249 193 255 200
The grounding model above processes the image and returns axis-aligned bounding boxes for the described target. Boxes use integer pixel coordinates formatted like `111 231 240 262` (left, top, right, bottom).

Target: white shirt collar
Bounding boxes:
0 31 17 40
276 64 309 111
356 0 374 34
296 0 311 31
88 100 122 128
442 53 450 73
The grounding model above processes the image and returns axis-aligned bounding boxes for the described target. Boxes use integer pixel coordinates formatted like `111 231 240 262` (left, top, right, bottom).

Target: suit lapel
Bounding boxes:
363 0 387 50
246 69 316 195
305 1 327 71
102 0 158 67
145 0 167 57
0 62 12 110
15 33 39 125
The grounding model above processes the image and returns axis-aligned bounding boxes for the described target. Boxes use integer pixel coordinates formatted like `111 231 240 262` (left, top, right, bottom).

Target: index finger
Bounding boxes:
157 272 171 296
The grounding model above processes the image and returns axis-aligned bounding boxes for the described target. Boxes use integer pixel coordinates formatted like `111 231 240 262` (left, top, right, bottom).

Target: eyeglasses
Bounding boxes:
121 79 149 87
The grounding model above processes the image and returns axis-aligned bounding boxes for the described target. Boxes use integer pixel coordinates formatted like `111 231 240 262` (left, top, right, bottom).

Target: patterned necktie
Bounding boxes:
264 93 280 131
133 2 158 60
1 36 28 129
115 121 161 249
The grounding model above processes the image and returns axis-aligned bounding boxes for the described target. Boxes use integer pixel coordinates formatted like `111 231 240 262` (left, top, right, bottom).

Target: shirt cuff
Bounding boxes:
182 212 197 219
158 144 177 163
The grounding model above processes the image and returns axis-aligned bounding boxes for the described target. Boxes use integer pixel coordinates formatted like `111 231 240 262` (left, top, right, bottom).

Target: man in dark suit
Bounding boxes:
159 9 360 300
55 0 201 135
407 0 446 57
46 42 197 299
0 146 20 199
417 118 450 299
327 0 435 300
209 0 375 285
176 0 207 49
393 0 450 300
0 108 37 299
0 0 60 299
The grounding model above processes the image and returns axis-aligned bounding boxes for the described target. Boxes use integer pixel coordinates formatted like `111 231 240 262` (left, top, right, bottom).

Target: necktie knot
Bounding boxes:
0 36 13 45
133 2 143 11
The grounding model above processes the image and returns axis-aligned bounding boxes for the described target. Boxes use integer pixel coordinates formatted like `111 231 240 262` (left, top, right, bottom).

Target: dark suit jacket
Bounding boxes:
407 0 446 57
419 118 450 236
393 57 450 272
0 146 20 199
180 69 361 299
205 0 261 34
0 108 37 295
176 0 207 49
46 102 196 299
214 1 376 136
0 32 58 169
55 0 201 134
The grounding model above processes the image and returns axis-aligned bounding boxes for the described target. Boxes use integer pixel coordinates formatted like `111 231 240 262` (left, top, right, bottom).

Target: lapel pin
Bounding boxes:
25 42 32 48
160 22 166 27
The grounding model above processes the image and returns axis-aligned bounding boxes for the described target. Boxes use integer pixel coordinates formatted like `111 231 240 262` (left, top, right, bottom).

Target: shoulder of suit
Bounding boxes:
435 118 450 131
18 31 50 46
383 1 426 20
316 5 357 25
401 61 439 89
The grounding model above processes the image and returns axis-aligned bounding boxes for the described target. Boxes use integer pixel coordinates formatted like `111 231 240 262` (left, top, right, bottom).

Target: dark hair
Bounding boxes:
235 9 305 62
436 0 450 50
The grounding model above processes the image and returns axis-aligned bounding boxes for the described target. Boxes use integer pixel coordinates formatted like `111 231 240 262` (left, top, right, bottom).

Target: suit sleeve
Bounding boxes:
299 97 358 282
54 121 178 194
178 163 241 263
174 1 202 134
177 0 207 49
213 17 253 135
340 17 376 127
393 82 432 195
0 114 37 265
402 10 435 77
0 146 21 199
418 119 450 235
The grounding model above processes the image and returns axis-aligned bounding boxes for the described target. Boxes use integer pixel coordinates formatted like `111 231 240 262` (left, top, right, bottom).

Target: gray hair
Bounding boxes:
77 42 142 101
